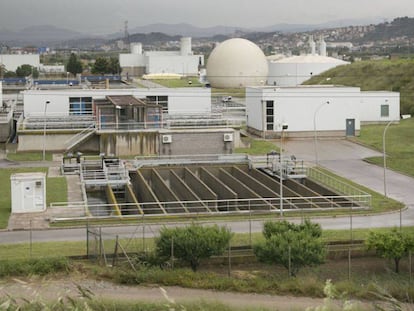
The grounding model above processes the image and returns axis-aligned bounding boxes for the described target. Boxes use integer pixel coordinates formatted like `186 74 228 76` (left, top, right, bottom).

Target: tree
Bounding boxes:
366 228 414 273
254 220 326 276
66 53 83 76
91 57 109 74
155 224 232 272
108 57 121 75
15 64 38 78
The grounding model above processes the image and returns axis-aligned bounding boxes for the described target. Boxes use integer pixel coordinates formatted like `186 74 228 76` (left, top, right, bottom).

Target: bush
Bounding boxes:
155 224 232 271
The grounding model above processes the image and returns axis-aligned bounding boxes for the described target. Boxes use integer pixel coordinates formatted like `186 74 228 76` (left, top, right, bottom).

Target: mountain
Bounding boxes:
0 25 90 45
126 23 245 38
124 18 383 38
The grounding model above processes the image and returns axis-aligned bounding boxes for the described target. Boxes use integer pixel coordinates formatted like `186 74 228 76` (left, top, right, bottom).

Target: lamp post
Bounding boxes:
313 101 330 165
42 101 50 161
66 72 69 85
280 123 288 216
383 120 394 197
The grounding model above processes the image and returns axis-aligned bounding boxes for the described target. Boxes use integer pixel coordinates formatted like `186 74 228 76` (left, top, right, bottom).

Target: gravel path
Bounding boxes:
0 275 372 310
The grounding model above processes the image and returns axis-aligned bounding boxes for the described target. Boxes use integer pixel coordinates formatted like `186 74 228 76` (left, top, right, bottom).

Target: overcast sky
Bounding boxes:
1 0 413 34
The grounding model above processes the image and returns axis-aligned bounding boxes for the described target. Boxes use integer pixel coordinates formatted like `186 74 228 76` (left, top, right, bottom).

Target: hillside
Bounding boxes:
304 59 414 115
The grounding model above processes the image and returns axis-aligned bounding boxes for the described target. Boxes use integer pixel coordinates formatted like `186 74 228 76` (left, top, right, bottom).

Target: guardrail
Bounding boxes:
307 167 371 199
50 194 370 221
135 153 250 168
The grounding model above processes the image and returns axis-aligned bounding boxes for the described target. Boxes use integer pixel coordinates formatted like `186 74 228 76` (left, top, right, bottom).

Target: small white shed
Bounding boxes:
11 172 46 213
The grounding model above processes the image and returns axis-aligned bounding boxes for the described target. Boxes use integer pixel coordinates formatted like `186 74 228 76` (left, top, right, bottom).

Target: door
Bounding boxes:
346 119 355 136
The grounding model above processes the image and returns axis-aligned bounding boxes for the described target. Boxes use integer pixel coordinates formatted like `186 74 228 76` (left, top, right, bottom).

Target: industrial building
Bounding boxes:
245 85 400 138
17 87 242 156
119 37 204 77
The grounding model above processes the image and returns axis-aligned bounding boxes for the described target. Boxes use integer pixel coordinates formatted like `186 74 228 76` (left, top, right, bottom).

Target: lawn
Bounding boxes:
235 138 280 155
149 76 204 88
7 152 53 161
0 167 67 229
355 118 414 177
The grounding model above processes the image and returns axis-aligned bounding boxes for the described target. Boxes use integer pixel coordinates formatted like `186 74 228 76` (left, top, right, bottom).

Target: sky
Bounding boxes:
1 0 414 35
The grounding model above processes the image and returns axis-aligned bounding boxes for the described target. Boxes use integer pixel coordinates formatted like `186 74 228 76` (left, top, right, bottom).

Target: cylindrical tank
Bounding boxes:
320 37 327 57
180 37 192 56
130 42 142 55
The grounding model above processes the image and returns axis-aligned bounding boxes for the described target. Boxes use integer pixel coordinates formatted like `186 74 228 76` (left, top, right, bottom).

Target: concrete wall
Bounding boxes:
159 129 234 156
99 132 158 156
22 87 211 116
147 55 202 75
0 54 40 71
359 91 400 123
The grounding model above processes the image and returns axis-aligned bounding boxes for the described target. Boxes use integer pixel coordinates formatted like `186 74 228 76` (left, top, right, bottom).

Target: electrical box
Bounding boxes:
223 133 234 142
11 173 46 213
162 134 172 144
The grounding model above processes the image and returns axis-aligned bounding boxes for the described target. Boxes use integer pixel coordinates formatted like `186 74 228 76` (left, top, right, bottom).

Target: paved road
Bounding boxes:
0 139 413 244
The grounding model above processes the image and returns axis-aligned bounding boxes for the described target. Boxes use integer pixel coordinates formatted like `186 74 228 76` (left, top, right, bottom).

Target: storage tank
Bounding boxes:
130 42 143 55
206 38 268 88
319 36 327 57
180 37 192 56
268 55 349 86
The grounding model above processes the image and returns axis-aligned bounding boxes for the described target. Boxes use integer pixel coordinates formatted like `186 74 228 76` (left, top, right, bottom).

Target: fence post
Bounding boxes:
99 227 102 260
86 223 89 259
171 236 174 269
410 251 412 284
112 235 119 267
249 205 252 246
348 247 352 281
29 219 33 258
288 245 292 277
228 239 231 277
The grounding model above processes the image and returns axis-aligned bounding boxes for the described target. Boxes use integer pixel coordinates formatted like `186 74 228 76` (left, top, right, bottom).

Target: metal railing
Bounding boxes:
64 123 96 150
248 155 307 179
50 194 371 221
307 167 371 199
134 153 250 168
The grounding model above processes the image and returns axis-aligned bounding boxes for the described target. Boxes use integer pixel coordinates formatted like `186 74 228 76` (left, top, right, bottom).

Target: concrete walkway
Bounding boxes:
284 138 414 228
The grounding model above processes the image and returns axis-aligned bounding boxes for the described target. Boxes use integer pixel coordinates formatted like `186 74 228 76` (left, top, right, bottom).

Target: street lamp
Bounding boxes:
280 123 288 216
66 72 69 85
313 101 330 165
383 120 394 197
42 101 50 161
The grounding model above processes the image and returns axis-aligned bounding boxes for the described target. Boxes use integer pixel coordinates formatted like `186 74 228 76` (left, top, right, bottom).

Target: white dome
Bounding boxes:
206 38 268 88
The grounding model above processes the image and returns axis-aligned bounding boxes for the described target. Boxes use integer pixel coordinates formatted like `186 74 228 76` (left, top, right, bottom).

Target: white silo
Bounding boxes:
319 36 327 57
180 37 192 56
130 42 143 55
309 35 316 55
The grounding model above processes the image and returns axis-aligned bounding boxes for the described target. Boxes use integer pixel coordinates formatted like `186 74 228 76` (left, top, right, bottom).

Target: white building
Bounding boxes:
119 37 204 77
22 87 211 116
0 54 40 71
246 85 400 138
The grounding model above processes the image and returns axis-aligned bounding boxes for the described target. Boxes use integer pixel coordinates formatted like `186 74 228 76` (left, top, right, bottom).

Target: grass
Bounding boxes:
235 138 280 155
354 118 414 177
149 76 204 88
0 167 67 229
0 257 70 277
7 151 53 161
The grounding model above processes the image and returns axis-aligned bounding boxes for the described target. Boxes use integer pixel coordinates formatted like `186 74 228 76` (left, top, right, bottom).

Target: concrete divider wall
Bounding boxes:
183 168 218 211
303 179 354 207
218 168 273 211
150 169 187 213
199 167 238 211
125 184 143 215
170 171 209 213
130 171 165 214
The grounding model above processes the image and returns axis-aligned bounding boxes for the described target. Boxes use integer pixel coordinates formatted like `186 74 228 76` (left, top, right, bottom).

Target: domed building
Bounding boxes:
206 38 268 88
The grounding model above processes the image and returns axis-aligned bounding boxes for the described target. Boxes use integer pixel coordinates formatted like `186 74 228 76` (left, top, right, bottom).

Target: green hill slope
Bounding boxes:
304 59 414 115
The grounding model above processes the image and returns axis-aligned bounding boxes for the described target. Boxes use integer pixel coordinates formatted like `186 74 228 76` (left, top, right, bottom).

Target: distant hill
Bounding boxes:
0 25 88 45
125 32 182 45
358 16 414 42
304 59 414 115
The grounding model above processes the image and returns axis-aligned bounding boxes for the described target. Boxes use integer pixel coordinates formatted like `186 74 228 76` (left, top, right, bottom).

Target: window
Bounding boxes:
146 95 168 113
69 97 92 115
381 104 389 117
265 100 274 131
